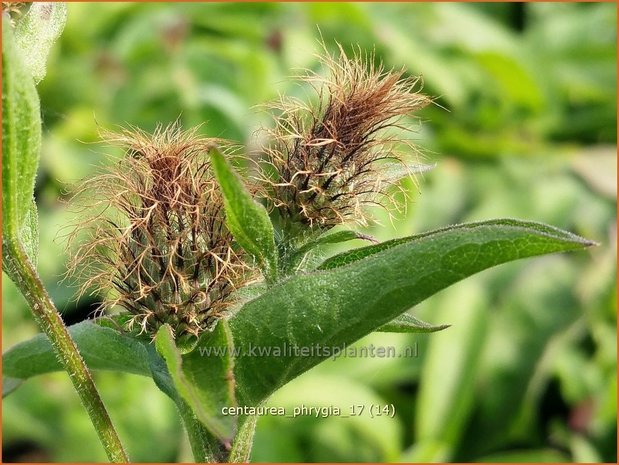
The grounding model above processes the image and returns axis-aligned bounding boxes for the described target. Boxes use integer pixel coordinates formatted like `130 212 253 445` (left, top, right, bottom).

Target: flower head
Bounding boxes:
70 124 249 345
259 45 431 230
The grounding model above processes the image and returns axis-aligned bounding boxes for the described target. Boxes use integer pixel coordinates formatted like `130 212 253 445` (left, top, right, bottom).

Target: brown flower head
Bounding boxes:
69 124 249 346
259 45 431 231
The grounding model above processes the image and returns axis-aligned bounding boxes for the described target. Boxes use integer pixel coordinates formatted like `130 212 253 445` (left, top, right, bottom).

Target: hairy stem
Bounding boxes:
177 400 221 462
3 240 129 462
228 414 258 463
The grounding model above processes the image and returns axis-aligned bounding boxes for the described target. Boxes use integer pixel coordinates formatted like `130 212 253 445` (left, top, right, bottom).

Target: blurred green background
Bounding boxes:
3 2 616 462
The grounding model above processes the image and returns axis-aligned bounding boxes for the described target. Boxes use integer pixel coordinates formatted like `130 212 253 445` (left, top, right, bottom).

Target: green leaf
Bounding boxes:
2 17 41 239
299 230 377 253
1 321 178 400
229 219 594 406
20 199 39 267
286 230 377 273
317 231 435 270
2 377 23 398
210 147 278 284
376 312 450 333
228 413 258 462
155 322 237 444
2 199 39 283
318 219 596 270
14 2 68 84
3 321 152 383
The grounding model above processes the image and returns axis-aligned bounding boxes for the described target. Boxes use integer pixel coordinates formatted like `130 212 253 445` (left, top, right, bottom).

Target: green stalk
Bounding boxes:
228 415 258 462
177 400 257 463
177 400 220 462
3 241 129 462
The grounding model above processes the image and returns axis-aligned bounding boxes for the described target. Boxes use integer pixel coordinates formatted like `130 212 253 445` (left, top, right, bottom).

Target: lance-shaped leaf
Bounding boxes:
285 230 377 273
2 321 156 395
376 312 450 333
317 231 430 270
317 219 589 271
3 377 23 398
1 318 236 422
2 18 41 273
296 230 377 255
14 2 68 84
155 322 237 445
210 147 278 284
229 219 595 406
2 199 39 283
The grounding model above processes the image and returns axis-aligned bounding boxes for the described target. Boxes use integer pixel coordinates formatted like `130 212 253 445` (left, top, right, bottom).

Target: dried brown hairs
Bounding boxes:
69 124 249 345
259 45 431 231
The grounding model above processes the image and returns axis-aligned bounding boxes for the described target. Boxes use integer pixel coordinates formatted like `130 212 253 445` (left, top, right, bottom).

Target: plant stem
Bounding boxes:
4 240 129 462
177 404 258 463
177 400 220 462
228 414 258 463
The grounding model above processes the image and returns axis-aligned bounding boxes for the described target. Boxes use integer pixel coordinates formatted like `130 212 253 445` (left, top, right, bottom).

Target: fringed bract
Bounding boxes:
260 45 431 230
69 124 248 344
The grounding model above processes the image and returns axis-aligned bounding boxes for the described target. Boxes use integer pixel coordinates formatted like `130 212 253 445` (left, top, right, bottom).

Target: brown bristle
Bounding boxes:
68 124 250 342
259 44 431 229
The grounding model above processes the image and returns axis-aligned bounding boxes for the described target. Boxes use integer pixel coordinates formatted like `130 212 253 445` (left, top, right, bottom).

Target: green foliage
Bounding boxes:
2 3 67 275
285 230 377 275
210 147 278 284
155 323 237 444
2 321 152 383
3 372 181 462
1 18 41 276
230 219 593 406
14 3 68 84
3 220 594 448
3 2 616 463
257 375 403 461
376 313 450 334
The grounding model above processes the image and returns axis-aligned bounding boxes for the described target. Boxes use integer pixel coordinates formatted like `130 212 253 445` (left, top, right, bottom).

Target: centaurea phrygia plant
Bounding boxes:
4 29 596 464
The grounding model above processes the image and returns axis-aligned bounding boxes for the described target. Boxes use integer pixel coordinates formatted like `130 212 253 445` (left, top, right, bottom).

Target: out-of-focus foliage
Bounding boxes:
3 2 616 462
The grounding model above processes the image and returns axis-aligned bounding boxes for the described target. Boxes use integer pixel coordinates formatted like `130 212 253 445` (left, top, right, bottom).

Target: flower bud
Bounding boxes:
70 124 249 347
260 45 431 231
